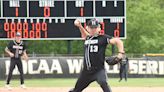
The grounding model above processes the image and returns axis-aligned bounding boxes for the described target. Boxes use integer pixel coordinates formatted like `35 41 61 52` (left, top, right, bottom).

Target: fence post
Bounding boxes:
67 40 72 54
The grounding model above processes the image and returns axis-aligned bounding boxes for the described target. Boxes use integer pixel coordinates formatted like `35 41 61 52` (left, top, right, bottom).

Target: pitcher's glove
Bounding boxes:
106 56 122 65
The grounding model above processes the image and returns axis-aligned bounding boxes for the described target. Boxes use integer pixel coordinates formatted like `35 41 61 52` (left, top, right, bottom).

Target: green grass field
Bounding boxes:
0 78 164 87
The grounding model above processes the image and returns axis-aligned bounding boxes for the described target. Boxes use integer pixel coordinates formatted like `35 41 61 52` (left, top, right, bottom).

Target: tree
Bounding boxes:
125 0 164 53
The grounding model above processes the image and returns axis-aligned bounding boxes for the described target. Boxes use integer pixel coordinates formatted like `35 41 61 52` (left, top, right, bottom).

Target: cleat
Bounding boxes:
119 79 122 82
20 84 27 89
5 84 12 90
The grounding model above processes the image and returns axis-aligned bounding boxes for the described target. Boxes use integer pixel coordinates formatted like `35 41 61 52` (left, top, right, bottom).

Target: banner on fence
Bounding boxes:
0 57 164 79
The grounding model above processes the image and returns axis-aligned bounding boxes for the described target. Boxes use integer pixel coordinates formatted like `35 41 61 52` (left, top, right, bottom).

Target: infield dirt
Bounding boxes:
0 87 164 92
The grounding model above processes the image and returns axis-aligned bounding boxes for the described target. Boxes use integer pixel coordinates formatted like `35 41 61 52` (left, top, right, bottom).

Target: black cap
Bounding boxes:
16 32 21 36
87 18 100 28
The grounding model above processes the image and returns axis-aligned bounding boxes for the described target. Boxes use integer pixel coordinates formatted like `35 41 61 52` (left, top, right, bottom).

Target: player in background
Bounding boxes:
5 32 28 90
119 55 129 82
69 19 125 92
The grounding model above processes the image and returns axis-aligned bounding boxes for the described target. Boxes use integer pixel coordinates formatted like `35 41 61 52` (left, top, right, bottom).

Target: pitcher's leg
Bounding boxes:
96 69 112 92
69 71 94 92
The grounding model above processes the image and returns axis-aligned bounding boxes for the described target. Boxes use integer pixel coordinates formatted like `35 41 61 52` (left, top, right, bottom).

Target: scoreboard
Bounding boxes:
0 0 126 40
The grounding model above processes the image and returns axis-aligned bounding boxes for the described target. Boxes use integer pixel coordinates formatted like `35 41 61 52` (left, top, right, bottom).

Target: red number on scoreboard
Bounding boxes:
17 23 22 37
17 22 22 31
36 23 41 38
4 22 10 38
10 23 16 32
23 30 28 38
44 7 50 17
31 23 35 30
30 30 35 38
23 22 28 31
36 31 41 38
16 7 19 17
42 22 47 31
3 22 49 38
36 23 41 31
4 22 9 32
23 22 28 38
42 22 47 38
10 31 15 38
114 23 120 37
10 23 16 38
114 29 120 37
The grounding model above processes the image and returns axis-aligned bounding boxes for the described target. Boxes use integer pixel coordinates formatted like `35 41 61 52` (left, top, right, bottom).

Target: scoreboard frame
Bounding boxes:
0 0 126 40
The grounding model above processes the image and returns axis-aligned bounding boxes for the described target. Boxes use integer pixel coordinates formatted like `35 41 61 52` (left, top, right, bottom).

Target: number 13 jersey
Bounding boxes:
84 34 112 70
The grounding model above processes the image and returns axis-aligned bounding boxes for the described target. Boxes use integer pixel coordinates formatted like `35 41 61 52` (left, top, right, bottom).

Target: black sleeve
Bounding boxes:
7 41 13 51
104 34 113 45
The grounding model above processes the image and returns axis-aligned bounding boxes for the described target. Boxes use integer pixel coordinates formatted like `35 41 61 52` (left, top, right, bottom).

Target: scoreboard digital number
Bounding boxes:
0 0 126 40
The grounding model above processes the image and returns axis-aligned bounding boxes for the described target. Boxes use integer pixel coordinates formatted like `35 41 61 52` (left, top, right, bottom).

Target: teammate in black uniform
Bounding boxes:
69 19 125 92
5 32 28 90
119 55 129 82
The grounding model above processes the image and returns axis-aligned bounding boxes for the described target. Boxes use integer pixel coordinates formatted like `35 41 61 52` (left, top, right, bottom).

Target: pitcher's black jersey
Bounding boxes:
7 40 26 59
83 34 112 70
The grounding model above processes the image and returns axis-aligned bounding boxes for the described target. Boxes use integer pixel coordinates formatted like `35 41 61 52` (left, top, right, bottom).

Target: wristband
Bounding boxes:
118 52 125 54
